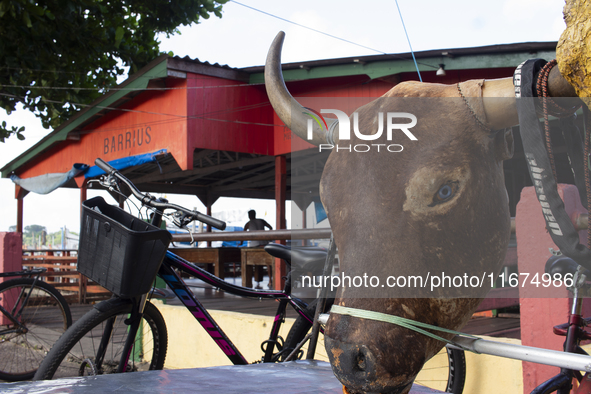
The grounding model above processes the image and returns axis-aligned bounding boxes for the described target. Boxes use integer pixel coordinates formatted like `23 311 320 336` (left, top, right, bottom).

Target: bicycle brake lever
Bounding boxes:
172 211 194 228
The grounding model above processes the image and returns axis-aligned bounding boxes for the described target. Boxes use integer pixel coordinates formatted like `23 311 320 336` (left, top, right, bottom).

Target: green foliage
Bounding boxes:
0 0 227 141
21 227 78 248
24 224 46 235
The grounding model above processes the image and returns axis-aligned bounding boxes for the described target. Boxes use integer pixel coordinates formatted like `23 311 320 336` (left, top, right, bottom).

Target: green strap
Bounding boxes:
330 305 480 353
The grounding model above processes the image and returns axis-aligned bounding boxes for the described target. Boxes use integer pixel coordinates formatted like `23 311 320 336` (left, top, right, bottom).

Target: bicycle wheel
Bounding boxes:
281 298 334 361
33 297 167 380
0 277 72 381
415 347 466 394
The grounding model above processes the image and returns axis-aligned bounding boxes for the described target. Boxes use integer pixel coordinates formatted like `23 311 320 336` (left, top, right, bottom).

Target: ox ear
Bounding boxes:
494 128 514 161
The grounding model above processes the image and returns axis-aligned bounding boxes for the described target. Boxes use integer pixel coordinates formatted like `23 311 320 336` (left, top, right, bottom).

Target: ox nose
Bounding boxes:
325 336 412 394
325 336 377 381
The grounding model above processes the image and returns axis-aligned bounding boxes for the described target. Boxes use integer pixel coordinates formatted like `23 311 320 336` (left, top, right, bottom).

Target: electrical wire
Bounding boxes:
229 0 438 70
0 92 283 129
0 82 256 92
230 0 388 55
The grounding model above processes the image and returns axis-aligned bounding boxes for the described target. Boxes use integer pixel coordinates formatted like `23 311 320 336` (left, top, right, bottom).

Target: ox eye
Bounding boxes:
431 182 458 206
438 185 453 200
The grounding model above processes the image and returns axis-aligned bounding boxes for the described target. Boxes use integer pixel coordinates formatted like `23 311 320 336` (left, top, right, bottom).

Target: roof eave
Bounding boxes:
1 55 171 177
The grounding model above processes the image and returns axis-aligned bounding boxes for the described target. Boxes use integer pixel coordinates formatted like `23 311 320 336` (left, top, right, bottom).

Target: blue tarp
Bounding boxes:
84 149 167 178
10 163 89 195
314 197 327 223
10 150 167 194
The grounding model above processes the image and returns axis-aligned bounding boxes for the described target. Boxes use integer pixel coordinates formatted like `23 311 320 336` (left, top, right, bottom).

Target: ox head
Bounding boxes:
266 30 580 393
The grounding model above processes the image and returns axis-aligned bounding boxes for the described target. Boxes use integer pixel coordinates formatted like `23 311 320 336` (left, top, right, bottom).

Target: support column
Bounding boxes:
197 192 220 248
206 205 213 247
15 185 28 235
80 179 87 222
517 185 590 393
274 155 287 290
294 196 312 247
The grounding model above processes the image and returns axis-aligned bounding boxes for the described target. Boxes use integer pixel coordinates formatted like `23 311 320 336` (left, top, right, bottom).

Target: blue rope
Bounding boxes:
395 0 422 82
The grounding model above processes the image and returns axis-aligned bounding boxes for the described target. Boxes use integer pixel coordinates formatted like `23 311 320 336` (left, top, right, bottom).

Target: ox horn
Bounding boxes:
481 67 580 130
266 32 582 134
265 32 338 146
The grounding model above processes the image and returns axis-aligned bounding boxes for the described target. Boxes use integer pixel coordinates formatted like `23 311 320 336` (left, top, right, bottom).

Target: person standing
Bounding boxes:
242 210 273 247
241 210 273 288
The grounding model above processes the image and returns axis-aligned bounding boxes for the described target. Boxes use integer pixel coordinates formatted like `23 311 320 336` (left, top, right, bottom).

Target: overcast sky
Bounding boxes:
0 0 567 234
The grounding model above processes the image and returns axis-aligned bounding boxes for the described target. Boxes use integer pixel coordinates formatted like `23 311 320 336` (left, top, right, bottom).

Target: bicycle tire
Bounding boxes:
33 298 167 380
281 298 333 361
0 277 72 381
415 347 466 394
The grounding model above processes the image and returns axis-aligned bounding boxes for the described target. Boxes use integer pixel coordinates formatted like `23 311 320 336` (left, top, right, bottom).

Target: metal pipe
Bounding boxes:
171 228 332 243
171 214 588 242
451 336 591 372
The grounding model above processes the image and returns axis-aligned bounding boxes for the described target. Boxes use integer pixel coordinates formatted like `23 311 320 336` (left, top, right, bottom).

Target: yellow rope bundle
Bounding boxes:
557 0 591 108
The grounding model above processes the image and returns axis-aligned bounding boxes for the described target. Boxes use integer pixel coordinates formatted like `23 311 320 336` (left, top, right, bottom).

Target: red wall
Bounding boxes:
18 78 189 176
16 66 517 178
186 74 274 163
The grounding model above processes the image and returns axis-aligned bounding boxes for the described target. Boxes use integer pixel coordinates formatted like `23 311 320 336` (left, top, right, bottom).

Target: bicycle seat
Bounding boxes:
264 244 328 276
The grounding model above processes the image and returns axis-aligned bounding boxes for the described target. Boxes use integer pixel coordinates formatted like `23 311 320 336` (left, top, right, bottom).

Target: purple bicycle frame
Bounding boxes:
156 250 317 365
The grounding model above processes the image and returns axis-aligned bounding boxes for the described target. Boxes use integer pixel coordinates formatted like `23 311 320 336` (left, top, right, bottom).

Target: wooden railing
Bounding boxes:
21 250 110 303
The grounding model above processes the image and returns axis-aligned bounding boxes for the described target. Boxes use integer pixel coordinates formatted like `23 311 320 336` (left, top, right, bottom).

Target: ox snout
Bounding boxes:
324 335 414 394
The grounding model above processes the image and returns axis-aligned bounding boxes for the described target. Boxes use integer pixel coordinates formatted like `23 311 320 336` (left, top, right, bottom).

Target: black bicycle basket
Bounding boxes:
78 196 172 298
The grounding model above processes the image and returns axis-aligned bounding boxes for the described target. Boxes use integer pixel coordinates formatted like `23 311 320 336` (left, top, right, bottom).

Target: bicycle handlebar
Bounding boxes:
94 158 226 230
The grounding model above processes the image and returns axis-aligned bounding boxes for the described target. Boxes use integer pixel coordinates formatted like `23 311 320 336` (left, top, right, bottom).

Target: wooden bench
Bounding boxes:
169 247 241 279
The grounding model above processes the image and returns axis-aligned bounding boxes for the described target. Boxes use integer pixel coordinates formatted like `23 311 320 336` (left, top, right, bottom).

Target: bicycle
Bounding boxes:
32 158 464 393
0 268 72 381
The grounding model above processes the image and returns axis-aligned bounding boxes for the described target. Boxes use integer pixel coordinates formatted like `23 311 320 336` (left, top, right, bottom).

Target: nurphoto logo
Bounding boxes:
304 108 418 153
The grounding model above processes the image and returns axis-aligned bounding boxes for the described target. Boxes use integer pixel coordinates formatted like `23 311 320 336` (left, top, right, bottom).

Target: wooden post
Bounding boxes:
79 180 88 302
274 155 287 290
197 193 219 248
80 179 87 224
15 185 28 235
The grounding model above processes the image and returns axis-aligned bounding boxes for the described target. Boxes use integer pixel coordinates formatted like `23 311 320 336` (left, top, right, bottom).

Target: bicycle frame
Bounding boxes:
112 250 318 371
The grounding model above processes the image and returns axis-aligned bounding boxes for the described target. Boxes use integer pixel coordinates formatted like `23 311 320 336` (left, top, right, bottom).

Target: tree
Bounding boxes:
0 0 227 141
24 224 46 236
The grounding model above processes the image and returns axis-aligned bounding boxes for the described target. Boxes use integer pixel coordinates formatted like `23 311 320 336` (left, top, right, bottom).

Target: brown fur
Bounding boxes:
321 81 511 393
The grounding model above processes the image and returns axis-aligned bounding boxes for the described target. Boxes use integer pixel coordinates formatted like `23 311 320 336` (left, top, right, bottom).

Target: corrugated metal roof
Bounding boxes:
240 41 558 73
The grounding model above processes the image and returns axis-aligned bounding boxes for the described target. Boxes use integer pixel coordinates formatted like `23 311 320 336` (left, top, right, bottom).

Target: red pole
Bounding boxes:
80 179 87 228
15 185 28 235
274 155 286 290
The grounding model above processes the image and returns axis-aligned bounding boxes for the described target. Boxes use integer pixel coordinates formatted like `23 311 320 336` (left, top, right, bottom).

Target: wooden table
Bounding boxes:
240 248 274 288
169 247 241 279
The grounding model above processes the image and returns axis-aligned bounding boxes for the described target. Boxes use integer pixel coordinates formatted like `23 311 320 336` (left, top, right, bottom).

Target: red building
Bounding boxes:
1 41 558 232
